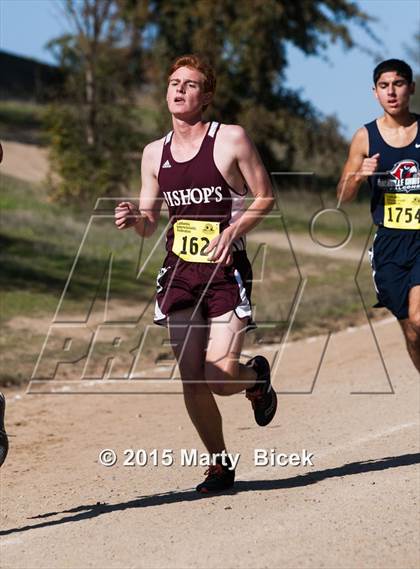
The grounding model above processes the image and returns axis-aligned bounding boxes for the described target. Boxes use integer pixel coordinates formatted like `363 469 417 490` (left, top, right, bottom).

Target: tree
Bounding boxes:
406 32 420 113
46 0 375 203
45 0 149 204
148 0 374 174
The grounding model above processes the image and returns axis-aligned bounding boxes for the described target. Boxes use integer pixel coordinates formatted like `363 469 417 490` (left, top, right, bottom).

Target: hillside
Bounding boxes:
0 50 63 101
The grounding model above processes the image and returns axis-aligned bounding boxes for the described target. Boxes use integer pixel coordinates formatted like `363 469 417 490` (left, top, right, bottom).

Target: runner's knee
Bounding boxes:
403 320 420 346
204 360 236 382
408 312 420 336
205 362 239 396
178 363 205 385
207 382 231 396
182 379 209 398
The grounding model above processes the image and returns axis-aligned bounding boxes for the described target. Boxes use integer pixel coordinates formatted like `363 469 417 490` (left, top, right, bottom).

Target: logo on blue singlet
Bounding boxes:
378 159 420 192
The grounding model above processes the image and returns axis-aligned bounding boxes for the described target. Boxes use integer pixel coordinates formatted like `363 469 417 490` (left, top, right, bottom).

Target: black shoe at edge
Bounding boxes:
245 356 278 427
196 457 235 493
0 392 9 468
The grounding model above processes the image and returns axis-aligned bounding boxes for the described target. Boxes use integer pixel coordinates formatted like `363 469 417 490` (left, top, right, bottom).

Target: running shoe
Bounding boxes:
196 456 235 493
245 356 277 426
0 392 9 468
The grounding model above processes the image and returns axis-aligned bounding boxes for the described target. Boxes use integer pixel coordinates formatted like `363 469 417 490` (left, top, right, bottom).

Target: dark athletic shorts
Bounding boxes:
154 250 255 327
369 227 420 320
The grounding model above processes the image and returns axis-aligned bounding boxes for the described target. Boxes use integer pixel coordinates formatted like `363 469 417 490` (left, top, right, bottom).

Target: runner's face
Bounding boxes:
374 71 414 115
167 66 212 117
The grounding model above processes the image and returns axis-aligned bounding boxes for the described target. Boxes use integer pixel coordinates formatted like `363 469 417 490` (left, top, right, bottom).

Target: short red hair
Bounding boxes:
168 54 216 95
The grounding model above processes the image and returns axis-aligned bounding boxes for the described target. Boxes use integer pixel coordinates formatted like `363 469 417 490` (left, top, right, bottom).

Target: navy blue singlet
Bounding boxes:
365 114 420 230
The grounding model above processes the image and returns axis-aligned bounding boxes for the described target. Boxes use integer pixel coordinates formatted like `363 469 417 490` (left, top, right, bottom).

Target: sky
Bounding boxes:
0 0 419 138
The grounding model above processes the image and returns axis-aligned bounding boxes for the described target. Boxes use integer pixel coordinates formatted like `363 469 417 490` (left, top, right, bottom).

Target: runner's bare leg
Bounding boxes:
168 307 226 454
399 284 420 372
205 311 258 395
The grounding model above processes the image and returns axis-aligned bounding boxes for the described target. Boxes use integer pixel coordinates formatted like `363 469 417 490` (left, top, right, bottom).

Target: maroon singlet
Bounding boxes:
158 121 247 252
154 121 254 325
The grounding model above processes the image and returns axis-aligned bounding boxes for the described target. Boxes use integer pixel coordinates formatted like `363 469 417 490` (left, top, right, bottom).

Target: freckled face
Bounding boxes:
167 66 212 116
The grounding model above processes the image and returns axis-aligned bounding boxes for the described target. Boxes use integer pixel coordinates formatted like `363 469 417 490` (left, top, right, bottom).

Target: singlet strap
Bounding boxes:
207 121 219 138
364 120 385 157
158 131 174 178
159 122 220 176
412 113 420 143
365 115 420 155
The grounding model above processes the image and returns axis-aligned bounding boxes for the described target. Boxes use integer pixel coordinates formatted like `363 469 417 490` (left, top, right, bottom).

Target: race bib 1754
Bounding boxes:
384 193 420 230
172 219 220 262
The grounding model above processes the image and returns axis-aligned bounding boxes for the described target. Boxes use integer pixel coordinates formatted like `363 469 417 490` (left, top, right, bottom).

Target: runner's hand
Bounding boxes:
205 231 233 266
358 153 380 179
115 201 141 230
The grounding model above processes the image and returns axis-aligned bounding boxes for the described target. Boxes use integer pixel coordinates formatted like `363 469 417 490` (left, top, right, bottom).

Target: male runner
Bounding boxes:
337 59 419 372
115 54 277 492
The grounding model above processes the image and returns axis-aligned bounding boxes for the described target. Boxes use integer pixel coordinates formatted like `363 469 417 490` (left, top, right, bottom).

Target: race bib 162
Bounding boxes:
172 219 220 262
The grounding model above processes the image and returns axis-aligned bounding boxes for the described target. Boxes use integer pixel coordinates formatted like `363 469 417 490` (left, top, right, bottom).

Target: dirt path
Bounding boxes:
0 141 49 183
1 317 419 568
248 230 368 262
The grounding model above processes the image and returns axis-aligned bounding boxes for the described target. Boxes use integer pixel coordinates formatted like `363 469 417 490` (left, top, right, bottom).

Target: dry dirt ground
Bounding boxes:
1 316 419 569
247 230 366 262
1 141 49 184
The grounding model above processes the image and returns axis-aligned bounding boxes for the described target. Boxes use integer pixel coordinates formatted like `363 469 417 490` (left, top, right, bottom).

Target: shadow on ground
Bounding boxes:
2 452 419 536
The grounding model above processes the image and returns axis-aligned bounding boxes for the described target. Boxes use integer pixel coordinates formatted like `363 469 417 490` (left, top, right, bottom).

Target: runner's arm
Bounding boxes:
224 126 275 238
135 142 163 237
206 126 274 264
336 127 376 203
115 141 163 237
